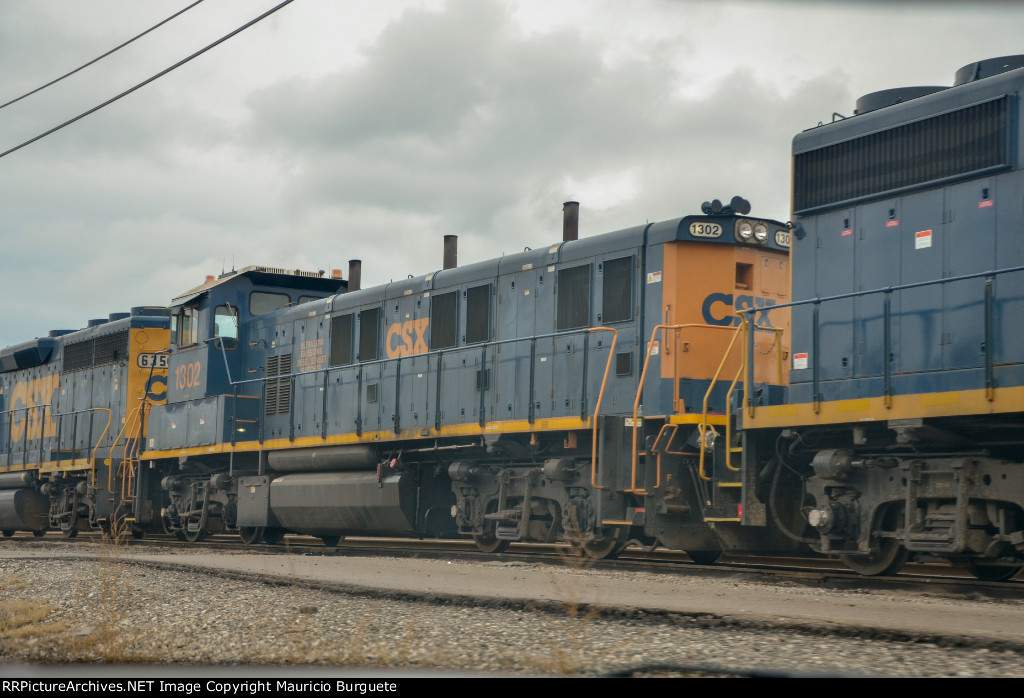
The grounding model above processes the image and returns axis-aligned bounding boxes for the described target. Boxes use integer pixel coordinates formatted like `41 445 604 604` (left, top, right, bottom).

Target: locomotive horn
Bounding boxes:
563 201 579 242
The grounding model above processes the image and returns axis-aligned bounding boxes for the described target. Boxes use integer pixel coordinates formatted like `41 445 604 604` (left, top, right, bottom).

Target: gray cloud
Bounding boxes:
0 0 1021 348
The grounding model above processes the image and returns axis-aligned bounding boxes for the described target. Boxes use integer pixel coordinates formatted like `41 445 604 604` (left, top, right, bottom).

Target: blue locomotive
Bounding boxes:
723 55 1024 579
0 197 792 562
141 202 791 558
6 54 1020 582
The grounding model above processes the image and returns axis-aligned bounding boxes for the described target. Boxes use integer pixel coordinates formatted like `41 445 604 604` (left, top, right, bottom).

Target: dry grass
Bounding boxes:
0 576 68 645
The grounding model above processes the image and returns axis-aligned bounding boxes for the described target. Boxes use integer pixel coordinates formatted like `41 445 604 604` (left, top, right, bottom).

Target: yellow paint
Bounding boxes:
669 414 728 425
744 385 1024 429
836 399 871 412
7 374 59 441
921 392 960 406
142 416 595 460
385 318 429 358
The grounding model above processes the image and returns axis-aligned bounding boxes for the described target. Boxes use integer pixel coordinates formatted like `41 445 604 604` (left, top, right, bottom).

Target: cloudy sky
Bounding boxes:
0 0 1020 347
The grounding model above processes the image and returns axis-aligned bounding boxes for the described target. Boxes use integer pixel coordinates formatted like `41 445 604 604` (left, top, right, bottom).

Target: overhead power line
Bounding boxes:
0 0 297 161
0 0 207 111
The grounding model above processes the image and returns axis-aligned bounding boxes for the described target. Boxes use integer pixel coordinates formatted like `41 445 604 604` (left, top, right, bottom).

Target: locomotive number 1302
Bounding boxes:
174 361 201 390
689 222 723 238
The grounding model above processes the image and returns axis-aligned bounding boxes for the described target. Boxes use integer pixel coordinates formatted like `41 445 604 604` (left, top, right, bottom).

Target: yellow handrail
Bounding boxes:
629 323 737 494
587 327 618 490
116 402 149 502
89 408 113 489
104 405 139 493
698 319 746 481
699 318 787 480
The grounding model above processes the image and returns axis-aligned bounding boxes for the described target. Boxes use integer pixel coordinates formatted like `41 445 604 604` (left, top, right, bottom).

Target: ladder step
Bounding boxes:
717 482 742 488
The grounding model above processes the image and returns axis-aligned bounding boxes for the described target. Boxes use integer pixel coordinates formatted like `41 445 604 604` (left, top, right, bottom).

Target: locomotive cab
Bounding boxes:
142 266 345 540
164 266 346 404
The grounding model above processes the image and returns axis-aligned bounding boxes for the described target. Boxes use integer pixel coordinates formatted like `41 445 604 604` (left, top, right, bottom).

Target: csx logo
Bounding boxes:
145 375 168 404
701 293 777 328
386 318 430 359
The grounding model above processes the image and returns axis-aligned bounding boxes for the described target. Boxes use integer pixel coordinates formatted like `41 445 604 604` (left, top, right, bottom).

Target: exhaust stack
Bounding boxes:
562 201 579 242
443 235 457 270
347 260 362 292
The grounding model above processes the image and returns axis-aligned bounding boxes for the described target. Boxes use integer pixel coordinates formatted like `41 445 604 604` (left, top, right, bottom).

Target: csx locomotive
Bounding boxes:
0 196 791 562
718 54 1024 579
2 55 1023 581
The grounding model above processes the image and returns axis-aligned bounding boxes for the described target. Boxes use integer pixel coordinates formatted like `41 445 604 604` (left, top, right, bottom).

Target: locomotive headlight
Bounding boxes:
736 219 754 240
753 222 769 242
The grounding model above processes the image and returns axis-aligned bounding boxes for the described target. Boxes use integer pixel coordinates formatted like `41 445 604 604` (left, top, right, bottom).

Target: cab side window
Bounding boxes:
214 305 238 349
177 306 199 347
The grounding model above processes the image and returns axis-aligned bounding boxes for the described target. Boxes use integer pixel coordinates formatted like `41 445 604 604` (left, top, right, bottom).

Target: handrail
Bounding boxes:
733 265 1022 419
106 404 141 494
697 319 786 480
223 325 624 448
744 263 1024 313
89 408 113 488
629 323 737 494
698 319 746 481
222 325 610 389
109 401 149 501
587 327 618 490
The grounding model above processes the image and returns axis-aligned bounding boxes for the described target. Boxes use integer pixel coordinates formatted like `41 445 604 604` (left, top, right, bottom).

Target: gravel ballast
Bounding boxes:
2 539 1023 677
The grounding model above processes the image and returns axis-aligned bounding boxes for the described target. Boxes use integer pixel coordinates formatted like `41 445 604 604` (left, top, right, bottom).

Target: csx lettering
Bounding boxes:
386 319 429 359
8 374 59 441
175 362 202 390
701 293 777 328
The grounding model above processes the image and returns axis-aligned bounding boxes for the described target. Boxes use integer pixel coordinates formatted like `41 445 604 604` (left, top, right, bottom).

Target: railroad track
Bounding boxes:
4 530 1021 598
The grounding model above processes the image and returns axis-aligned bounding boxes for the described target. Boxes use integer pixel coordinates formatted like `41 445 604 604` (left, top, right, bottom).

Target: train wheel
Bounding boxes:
32 530 46 538
842 508 908 576
61 527 78 539
472 533 510 554
686 550 723 565
263 529 285 545
1 530 14 538
569 527 628 560
183 526 207 543
238 527 265 545
321 535 343 548
965 563 1023 582
131 528 145 540
840 539 909 576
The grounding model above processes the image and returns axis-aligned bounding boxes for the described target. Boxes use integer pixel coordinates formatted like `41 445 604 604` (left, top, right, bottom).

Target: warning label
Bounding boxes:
793 352 808 370
915 229 933 250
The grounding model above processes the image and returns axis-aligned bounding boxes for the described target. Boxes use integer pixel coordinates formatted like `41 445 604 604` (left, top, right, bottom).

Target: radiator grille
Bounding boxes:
61 330 129 373
265 354 292 416
62 340 93 373
794 96 1010 213
94 331 128 367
